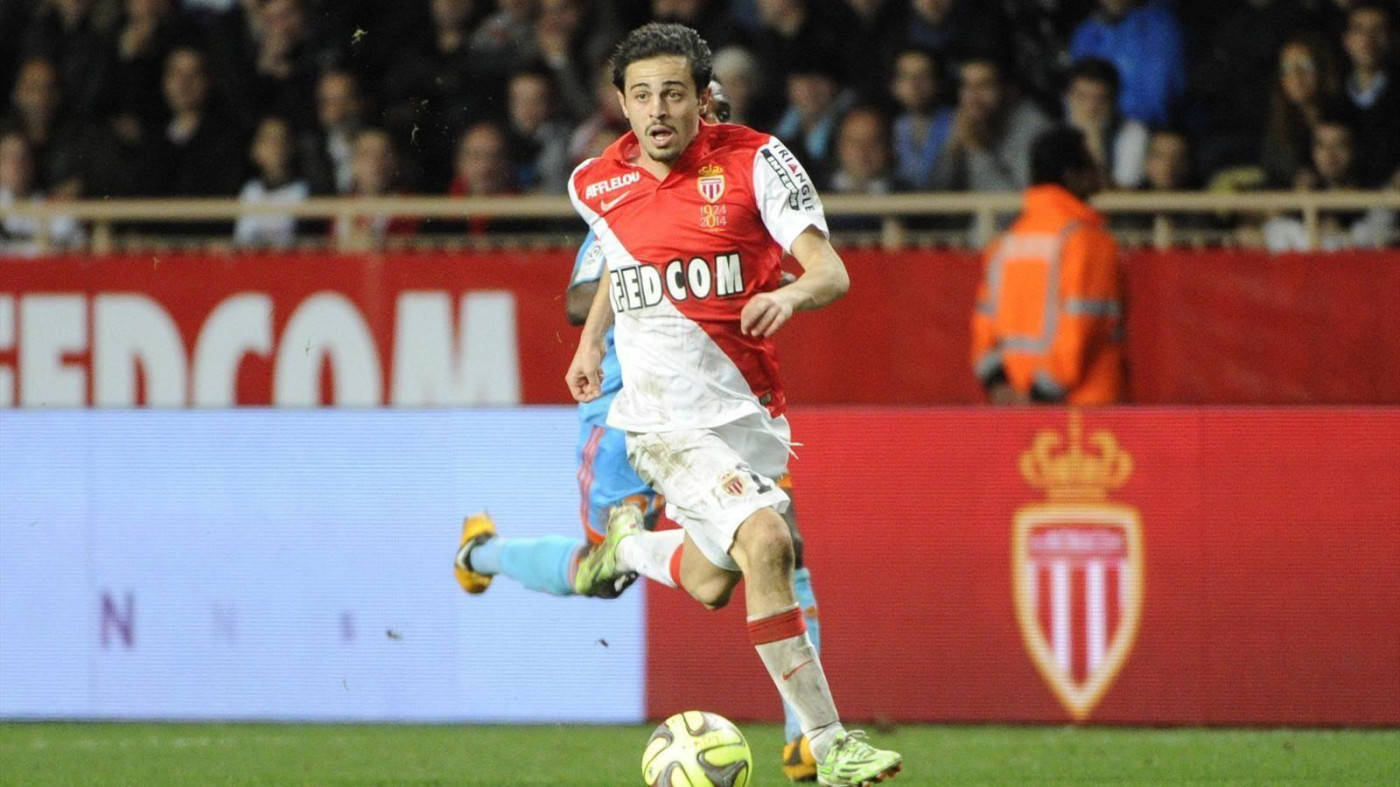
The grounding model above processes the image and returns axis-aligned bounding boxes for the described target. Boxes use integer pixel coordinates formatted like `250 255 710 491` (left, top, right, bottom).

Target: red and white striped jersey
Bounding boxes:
567 122 828 433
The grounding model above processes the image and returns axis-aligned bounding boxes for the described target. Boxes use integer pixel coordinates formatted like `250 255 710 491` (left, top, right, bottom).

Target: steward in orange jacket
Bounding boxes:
971 126 1125 404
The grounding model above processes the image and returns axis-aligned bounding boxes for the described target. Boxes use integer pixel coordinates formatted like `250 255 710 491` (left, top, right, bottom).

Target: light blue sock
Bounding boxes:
473 536 582 597
794 567 822 652
784 566 822 744
467 537 505 574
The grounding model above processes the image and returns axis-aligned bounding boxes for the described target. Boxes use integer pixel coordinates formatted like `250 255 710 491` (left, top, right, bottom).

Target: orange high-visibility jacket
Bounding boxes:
971 184 1125 404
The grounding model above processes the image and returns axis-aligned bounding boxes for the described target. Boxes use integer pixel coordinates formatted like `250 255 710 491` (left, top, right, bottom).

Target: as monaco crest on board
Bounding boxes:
697 163 725 203
1012 412 1143 721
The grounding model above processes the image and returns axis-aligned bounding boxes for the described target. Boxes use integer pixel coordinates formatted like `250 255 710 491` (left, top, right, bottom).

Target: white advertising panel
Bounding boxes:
0 410 645 722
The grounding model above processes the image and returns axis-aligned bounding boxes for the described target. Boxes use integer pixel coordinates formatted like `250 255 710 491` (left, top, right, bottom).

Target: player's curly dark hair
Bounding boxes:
610 23 712 94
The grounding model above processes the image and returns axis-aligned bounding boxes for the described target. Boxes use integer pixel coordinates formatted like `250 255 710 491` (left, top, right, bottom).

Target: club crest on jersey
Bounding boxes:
1012 412 1143 722
718 471 746 497
697 162 725 203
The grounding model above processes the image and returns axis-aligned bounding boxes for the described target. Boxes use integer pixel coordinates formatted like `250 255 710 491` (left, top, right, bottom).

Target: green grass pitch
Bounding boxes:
2 723 1396 785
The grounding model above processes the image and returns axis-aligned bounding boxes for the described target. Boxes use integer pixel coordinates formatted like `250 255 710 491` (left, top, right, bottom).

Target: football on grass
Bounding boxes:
641 710 752 787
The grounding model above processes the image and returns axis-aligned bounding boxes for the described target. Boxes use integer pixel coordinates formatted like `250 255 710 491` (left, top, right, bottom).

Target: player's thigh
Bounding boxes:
724 414 803 547
718 414 803 564
626 426 788 572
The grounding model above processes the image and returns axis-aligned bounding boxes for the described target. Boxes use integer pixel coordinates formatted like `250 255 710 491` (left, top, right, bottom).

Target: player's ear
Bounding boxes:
698 84 713 120
615 88 628 118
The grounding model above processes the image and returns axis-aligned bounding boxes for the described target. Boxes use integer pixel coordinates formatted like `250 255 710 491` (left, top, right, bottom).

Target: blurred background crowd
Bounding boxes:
2 0 1398 249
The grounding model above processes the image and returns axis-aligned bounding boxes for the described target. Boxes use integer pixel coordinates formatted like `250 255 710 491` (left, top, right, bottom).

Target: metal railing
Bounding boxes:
3 190 1398 254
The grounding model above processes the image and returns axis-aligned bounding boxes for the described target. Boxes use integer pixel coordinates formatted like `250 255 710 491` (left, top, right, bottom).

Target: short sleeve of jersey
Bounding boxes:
570 230 605 288
752 136 829 253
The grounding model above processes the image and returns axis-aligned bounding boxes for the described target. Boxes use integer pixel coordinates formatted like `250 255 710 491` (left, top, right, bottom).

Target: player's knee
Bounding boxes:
735 510 794 575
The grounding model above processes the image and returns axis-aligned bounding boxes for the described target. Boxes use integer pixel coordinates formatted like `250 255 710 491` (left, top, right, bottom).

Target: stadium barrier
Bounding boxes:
2 190 1398 252
2 249 1397 407
1 408 1395 725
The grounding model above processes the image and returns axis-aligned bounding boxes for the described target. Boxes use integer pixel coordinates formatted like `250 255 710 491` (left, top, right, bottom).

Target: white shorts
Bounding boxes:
625 412 792 571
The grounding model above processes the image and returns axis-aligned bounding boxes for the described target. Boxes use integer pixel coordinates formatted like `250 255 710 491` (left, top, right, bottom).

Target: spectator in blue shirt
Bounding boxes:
1069 0 1186 127
887 46 954 191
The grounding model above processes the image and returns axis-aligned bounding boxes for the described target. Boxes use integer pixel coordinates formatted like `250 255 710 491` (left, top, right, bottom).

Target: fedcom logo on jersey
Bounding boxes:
610 253 745 312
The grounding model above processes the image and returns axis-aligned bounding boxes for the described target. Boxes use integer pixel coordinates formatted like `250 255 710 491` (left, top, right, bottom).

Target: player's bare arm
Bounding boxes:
566 268 615 402
740 226 850 338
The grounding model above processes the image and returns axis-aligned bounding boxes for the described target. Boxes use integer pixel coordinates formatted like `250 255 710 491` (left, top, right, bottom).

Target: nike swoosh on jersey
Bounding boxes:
600 191 633 211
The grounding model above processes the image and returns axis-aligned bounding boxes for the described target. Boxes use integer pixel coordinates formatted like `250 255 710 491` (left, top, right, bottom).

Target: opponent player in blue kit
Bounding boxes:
452 82 825 782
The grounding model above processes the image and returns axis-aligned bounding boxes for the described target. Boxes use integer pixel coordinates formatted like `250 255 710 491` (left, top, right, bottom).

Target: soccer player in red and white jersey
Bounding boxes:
564 23 902 787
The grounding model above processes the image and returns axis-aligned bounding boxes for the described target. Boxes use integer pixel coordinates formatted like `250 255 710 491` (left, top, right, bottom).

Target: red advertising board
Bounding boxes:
644 408 1400 725
1 250 1397 406
0 251 577 407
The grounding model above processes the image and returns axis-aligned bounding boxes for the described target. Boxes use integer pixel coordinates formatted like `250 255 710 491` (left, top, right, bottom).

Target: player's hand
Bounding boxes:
740 291 794 338
566 342 605 402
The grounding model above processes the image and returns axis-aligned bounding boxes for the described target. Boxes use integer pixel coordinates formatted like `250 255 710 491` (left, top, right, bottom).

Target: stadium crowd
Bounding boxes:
2 0 1398 250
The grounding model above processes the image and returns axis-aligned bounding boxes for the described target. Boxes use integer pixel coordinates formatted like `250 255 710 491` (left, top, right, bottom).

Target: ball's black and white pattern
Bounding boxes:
641 710 752 787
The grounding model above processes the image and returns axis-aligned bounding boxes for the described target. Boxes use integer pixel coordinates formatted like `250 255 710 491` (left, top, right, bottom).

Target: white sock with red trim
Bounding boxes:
616 529 683 589
748 605 844 761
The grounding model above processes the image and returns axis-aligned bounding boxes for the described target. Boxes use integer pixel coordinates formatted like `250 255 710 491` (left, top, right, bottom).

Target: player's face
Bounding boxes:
617 55 709 168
